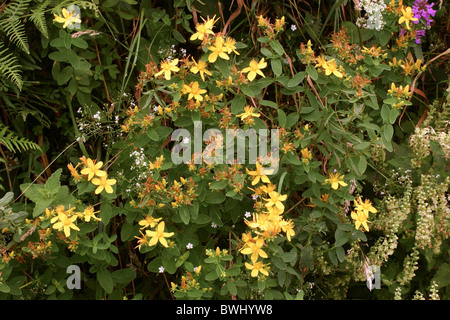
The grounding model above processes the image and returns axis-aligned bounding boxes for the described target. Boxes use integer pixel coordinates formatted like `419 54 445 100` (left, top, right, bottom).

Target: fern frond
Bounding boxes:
0 44 23 90
0 0 31 54
0 124 41 153
30 0 51 38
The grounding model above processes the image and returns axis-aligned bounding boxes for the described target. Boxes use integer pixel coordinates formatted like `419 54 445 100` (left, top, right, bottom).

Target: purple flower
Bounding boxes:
412 0 436 27
415 29 426 44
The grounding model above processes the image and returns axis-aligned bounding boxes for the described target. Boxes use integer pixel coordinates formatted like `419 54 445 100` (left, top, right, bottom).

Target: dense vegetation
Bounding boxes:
0 0 448 300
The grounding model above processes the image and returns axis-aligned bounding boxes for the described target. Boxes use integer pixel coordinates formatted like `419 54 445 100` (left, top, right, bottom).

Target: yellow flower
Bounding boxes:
146 221 174 248
52 213 79 237
274 16 285 32
208 36 230 63
53 8 81 29
91 175 116 194
264 191 287 212
223 37 240 55
258 15 267 27
241 58 267 81
353 197 377 216
315 55 328 69
324 172 348 190
190 59 212 81
280 219 295 241
134 230 148 250
138 214 162 229
67 163 80 181
245 261 270 277
236 105 261 125
80 158 107 181
149 155 164 170
398 6 418 30
81 206 101 222
240 237 268 262
351 210 370 231
182 81 207 101
154 59 180 80
190 15 218 41
300 148 312 164
245 162 272 185
322 59 343 78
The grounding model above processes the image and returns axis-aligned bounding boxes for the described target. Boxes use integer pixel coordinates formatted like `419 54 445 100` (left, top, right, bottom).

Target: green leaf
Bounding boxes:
306 65 318 81
230 94 246 114
227 280 237 296
172 29 185 43
100 203 113 224
97 269 114 294
300 245 313 268
336 246 345 262
287 71 306 87
358 155 367 174
179 206 190 225
146 129 159 141
205 192 226 204
270 40 284 56
271 59 282 76
45 169 62 192
112 268 136 285
383 123 394 141
335 229 348 247
285 113 299 128
278 109 286 128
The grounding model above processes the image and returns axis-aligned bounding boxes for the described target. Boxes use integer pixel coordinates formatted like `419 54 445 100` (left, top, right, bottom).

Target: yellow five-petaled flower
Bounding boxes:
240 237 268 263
398 6 418 30
245 161 272 185
322 59 343 78
154 59 180 80
241 58 267 81
53 8 81 29
208 36 230 63
182 81 207 101
190 58 212 81
324 172 348 190
264 191 287 212
91 175 117 194
190 16 218 41
351 210 370 231
80 158 106 181
146 221 174 248
245 261 270 277
353 197 377 216
52 213 80 237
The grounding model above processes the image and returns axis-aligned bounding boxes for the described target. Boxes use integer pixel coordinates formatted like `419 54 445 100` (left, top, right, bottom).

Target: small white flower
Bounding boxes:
186 243 193 250
245 211 251 218
290 24 297 31
211 222 218 228
158 266 164 273
252 195 258 200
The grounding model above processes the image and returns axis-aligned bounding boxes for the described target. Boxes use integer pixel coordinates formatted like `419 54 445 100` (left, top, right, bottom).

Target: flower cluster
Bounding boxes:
46 204 101 238
68 157 116 194
350 197 377 231
239 162 295 278
355 0 387 31
134 220 174 249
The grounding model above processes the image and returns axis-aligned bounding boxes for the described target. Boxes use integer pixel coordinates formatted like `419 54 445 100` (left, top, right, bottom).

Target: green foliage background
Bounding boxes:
0 0 448 300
